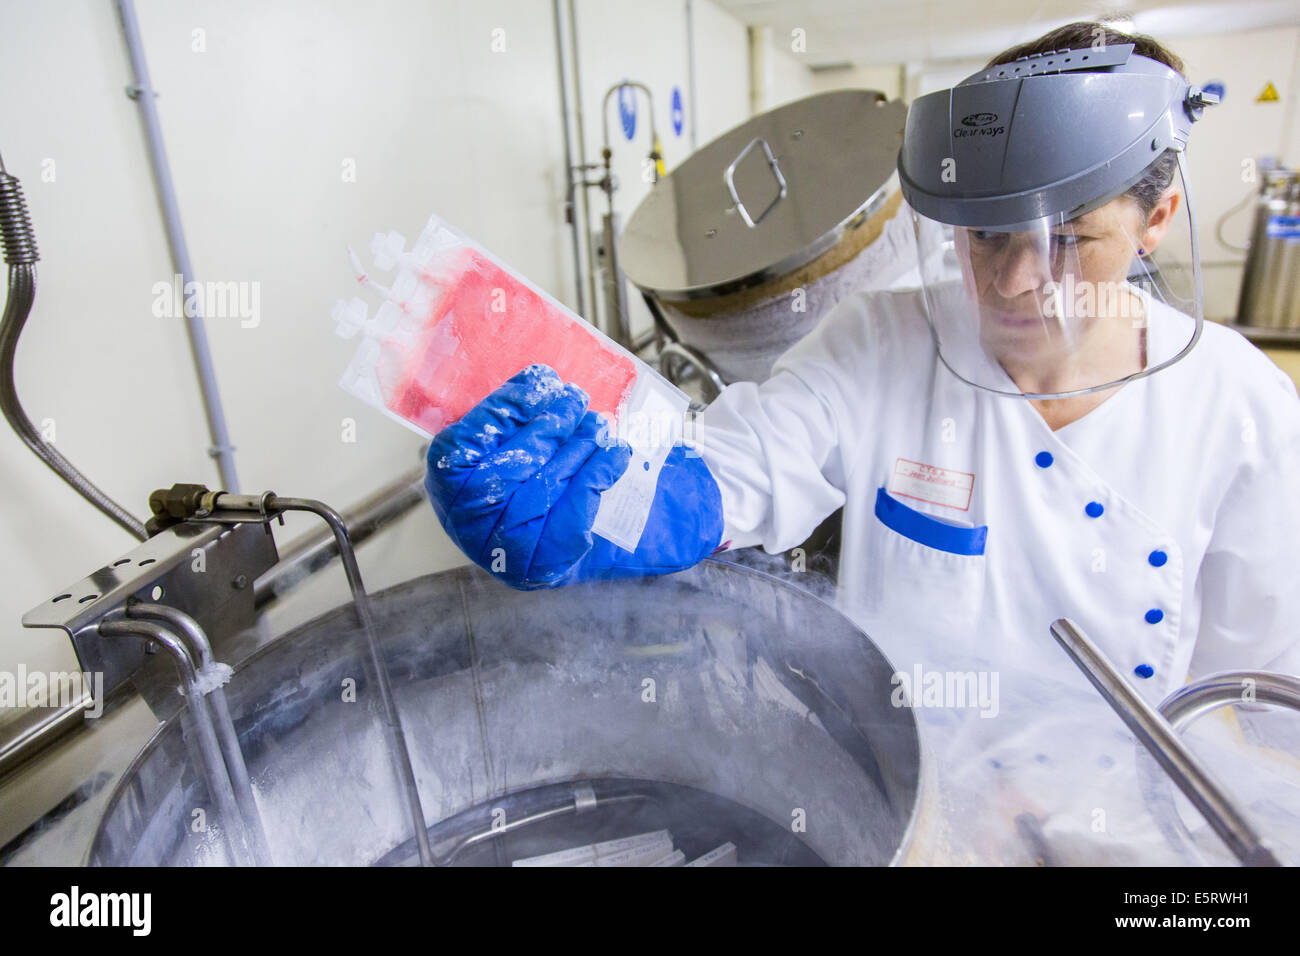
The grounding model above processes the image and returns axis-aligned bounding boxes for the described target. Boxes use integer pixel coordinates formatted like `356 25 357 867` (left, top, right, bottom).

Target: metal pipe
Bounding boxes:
125 602 273 865
1050 618 1280 866
1159 670 1300 731
253 465 426 609
135 487 433 865
600 81 660 164
98 617 255 865
747 25 772 116
600 212 633 348
0 166 147 540
594 80 660 344
630 328 657 356
566 0 600 326
552 0 586 319
0 684 133 784
685 0 698 151
659 341 726 400
269 496 434 867
114 0 240 492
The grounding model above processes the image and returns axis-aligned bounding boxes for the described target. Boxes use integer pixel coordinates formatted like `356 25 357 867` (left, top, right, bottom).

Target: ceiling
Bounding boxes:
713 0 1300 68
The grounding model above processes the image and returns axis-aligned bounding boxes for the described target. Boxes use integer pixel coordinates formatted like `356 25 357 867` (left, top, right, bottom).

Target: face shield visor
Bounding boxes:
898 43 1217 399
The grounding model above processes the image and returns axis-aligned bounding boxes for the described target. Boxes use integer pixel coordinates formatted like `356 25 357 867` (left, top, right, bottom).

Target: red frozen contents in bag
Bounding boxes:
387 247 637 435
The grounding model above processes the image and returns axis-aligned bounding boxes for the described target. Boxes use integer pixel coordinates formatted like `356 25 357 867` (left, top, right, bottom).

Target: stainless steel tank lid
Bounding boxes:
620 90 906 301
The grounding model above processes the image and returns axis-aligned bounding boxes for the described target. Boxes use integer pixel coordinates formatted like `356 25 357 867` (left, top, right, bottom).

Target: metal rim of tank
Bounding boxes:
1135 669 1300 865
86 558 926 867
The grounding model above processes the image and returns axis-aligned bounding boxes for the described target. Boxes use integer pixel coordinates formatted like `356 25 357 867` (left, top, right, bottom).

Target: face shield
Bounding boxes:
897 43 1218 399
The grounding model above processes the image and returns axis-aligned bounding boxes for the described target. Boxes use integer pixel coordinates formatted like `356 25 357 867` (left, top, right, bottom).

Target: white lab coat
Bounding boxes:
692 283 1300 864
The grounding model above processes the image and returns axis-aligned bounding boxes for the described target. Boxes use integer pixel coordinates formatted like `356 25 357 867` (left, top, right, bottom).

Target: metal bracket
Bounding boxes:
23 521 279 700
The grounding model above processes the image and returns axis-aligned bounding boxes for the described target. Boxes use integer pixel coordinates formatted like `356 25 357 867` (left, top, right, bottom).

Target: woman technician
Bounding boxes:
425 23 1300 863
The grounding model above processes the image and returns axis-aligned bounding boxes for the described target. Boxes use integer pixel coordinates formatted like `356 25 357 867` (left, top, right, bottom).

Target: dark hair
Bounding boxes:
987 21 1184 219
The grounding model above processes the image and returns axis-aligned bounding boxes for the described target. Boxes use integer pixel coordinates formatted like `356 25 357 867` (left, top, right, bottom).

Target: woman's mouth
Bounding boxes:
982 308 1043 330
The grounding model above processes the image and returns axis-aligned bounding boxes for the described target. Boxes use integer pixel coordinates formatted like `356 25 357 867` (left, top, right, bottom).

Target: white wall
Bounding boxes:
689 0 752 146
1171 27 1300 320
809 64 903 100
573 0 813 341
764 25 820 108
0 0 786 726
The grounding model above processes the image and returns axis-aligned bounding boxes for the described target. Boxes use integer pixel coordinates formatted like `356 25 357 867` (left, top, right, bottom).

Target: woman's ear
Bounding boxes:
1139 187 1182 254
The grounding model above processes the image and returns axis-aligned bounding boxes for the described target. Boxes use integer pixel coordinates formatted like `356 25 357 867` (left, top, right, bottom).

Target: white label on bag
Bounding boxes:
889 458 975 511
591 374 689 551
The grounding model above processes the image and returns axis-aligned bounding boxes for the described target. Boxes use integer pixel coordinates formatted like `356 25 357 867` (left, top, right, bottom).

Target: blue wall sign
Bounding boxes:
671 86 684 137
618 84 637 141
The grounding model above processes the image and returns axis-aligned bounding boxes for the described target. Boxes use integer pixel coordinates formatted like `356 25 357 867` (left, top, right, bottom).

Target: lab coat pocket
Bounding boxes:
861 488 989 641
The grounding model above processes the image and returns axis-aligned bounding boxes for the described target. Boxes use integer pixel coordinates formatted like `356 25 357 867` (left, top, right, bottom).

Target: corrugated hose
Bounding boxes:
0 152 147 540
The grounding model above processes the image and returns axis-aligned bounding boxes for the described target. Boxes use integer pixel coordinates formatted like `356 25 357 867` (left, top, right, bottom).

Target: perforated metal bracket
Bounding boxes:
23 521 279 698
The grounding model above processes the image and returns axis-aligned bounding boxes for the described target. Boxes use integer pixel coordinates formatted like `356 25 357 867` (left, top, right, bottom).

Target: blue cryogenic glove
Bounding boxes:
425 364 724 590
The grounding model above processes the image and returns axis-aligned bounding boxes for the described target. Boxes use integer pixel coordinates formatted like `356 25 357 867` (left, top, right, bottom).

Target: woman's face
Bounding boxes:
954 190 1182 368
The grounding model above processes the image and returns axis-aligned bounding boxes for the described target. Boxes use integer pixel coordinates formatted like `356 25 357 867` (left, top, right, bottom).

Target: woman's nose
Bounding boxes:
991 239 1050 300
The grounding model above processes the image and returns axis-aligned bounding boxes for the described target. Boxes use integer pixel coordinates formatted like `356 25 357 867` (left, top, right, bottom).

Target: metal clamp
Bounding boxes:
723 137 787 228
1185 85 1221 121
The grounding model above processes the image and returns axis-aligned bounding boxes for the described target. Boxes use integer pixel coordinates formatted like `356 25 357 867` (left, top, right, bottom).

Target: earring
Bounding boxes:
1137 247 1146 256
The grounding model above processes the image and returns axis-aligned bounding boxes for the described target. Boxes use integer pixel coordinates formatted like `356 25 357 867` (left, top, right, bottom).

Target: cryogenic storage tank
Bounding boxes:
88 560 925 866
621 90 918 387
1236 167 1300 329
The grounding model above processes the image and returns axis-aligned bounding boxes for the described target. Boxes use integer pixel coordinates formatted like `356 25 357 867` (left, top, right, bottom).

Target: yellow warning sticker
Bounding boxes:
1257 82 1279 103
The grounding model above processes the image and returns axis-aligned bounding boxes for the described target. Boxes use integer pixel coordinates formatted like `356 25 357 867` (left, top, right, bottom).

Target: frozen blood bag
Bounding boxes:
333 211 690 552
387 246 637 434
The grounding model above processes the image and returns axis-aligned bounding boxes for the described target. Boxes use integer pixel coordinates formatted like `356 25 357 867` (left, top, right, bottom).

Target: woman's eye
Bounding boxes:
1051 233 1083 247
970 230 1001 242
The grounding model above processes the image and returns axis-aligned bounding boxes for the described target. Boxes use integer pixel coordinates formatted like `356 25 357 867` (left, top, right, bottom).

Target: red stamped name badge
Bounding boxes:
888 458 975 511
